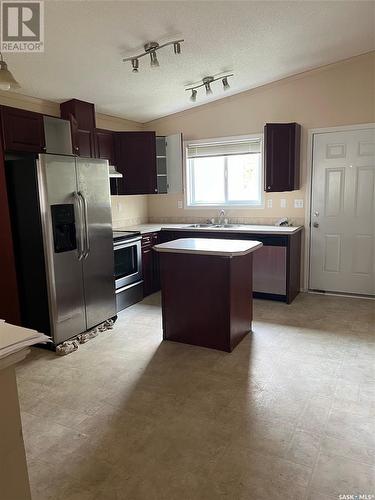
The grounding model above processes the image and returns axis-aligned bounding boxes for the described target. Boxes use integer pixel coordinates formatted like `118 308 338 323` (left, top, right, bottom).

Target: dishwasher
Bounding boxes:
252 245 287 295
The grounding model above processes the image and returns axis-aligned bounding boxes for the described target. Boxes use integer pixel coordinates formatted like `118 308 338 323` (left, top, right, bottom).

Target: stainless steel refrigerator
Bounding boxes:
6 153 116 346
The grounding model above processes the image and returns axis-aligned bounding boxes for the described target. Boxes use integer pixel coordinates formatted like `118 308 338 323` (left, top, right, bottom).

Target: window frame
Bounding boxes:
184 133 264 209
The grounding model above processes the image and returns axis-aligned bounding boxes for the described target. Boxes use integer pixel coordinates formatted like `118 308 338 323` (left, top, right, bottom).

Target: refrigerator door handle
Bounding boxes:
79 191 90 259
73 191 84 260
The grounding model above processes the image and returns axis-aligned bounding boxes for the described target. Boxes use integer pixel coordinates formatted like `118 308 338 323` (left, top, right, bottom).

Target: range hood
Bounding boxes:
109 165 123 178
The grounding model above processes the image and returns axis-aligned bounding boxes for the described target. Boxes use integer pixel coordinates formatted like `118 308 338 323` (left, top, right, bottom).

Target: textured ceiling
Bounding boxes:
5 0 375 123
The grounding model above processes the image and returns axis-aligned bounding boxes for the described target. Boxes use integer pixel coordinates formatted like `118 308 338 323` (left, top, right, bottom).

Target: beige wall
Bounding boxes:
145 52 375 225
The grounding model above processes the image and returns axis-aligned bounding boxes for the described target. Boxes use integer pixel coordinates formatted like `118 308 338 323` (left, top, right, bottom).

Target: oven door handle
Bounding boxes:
114 237 142 248
73 191 84 260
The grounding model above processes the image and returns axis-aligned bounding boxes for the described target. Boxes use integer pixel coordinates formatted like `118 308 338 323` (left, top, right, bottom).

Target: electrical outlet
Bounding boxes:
177 200 183 209
267 199 273 208
294 199 304 209
280 199 287 208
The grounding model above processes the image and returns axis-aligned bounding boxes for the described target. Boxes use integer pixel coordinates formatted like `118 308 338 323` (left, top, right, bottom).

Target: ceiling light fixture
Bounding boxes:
0 52 20 91
185 73 233 102
123 39 184 72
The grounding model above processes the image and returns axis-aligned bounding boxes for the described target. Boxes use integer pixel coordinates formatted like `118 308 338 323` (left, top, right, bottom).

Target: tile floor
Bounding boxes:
16 293 374 500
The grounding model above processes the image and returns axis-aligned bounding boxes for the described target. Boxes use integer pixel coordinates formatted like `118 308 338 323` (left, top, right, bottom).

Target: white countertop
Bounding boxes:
117 223 303 236
154 238 263 257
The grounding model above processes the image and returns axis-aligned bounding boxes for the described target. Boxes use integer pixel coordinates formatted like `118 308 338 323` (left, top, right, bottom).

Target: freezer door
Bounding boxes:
37 154 86 344
76 158 116 329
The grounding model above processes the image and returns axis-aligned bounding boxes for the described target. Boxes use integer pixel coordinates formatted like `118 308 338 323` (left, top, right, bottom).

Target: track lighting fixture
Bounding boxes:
0 52 20 90
185 74 233 101
123 39 184 72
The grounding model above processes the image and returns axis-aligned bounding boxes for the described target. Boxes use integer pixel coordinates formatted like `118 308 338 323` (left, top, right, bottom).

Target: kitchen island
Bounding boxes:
154 238 262 352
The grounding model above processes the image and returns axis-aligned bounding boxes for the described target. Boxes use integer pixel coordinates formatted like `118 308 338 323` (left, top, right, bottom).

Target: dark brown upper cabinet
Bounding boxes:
60 99 96 158
114 131 157 195
95 128 115 165
1 106 46 153
264 122 301 192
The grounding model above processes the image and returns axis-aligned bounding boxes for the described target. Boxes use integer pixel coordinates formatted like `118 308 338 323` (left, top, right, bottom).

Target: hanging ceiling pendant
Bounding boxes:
185 73 233 101
0 53 20 90
123 39 184 72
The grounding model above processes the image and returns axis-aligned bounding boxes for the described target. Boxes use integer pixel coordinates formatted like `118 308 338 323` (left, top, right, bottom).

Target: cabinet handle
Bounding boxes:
154 188 158 193
267 185 271 190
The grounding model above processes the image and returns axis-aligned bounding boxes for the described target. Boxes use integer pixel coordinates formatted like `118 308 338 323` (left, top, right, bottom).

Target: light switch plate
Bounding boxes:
280 199 287 208
294 199 304 208
177 200 183 209
267 199 273 208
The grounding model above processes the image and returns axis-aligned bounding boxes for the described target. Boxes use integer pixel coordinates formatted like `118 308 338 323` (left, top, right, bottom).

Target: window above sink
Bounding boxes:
185 134 263 208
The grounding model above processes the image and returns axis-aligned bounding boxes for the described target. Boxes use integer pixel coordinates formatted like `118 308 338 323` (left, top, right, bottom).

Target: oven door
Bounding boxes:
114 238 142 289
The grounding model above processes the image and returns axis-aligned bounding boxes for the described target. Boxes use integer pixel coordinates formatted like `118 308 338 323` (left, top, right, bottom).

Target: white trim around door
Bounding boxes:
304 122 375 295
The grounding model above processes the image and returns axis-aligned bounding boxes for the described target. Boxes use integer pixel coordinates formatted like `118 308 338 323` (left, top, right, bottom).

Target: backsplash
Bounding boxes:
111 195 148 229
148 215 305 227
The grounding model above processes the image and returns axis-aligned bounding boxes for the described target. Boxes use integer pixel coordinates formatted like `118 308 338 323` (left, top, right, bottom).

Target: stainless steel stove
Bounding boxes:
112 231 143 312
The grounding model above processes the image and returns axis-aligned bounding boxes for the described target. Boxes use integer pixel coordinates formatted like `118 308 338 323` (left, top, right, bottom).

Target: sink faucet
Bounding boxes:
218 209 226 225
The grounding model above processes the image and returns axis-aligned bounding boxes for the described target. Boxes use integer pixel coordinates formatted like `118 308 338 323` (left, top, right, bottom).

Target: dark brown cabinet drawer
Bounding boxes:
264 122 301 192
1 106 45 152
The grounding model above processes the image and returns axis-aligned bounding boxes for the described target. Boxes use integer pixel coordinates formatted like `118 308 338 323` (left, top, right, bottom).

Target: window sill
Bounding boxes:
186 203 265 210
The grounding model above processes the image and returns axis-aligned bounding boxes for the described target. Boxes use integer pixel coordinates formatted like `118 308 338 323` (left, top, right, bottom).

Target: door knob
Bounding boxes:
313 222 319 228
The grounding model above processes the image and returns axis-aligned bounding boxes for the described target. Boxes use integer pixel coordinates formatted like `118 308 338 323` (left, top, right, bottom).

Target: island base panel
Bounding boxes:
159 252 253 352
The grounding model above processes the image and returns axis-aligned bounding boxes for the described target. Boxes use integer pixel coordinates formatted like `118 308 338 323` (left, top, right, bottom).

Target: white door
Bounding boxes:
310 127 375 295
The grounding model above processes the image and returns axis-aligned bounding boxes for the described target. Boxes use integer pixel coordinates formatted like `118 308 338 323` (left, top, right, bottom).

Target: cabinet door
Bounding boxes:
95 129 115 164
60 99 96 158
264 123 301 192
1 106 45 152
166 133 183 193
114 131 157 195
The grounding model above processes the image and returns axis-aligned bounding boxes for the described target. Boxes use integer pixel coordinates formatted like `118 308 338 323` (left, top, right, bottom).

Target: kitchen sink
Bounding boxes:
187 224 214 228
187 223 239 229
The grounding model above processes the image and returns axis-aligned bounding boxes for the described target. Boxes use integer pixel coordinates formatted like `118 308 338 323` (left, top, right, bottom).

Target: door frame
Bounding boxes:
304 122 375 292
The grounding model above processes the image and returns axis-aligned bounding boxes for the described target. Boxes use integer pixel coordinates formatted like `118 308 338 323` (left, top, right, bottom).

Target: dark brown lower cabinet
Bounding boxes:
159 251 253 352
141 232 160 296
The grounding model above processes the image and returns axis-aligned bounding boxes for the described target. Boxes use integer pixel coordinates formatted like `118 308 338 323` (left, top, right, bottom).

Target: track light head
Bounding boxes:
203 76 214 95
190 89 197 102
222 76 230 90
150 51 159 68
174 42 181 54
131 58 139 73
